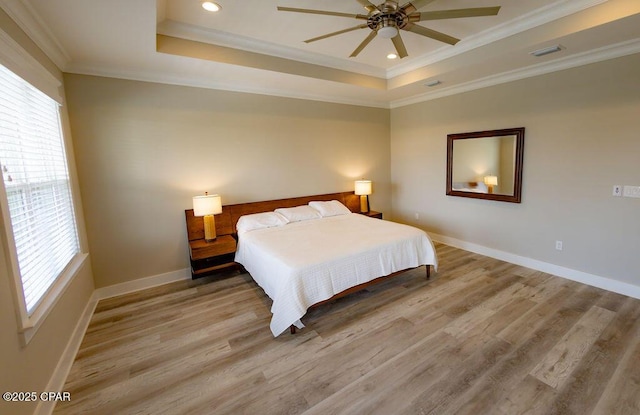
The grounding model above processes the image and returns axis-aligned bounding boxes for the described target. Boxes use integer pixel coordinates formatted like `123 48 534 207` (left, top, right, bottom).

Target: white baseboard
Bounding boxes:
36 268 192 414
94 268 192 300
430 233 640 300
35 292 98 415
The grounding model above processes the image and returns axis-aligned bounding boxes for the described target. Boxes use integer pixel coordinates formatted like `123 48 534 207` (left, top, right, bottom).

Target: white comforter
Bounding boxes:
234 213 438 337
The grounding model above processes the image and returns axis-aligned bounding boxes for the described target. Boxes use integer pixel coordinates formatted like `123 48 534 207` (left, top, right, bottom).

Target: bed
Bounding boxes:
452 181 488 193
185 192 438 337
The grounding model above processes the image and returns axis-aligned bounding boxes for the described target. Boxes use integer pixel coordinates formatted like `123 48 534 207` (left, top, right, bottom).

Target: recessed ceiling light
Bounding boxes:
530 45 562 57
387 53 398 60
425 80 441 87
202 2 221 12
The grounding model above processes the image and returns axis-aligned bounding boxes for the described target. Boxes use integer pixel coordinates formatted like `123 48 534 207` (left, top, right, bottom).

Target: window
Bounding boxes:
0 63 80 332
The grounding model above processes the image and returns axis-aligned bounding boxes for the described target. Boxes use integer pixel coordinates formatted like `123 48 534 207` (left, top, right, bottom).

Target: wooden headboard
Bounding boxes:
185 191 360 241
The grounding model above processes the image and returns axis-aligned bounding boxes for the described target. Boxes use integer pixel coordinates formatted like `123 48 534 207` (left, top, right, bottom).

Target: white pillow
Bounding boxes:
236 212 289 235
309 200 351 217
274 205 322 222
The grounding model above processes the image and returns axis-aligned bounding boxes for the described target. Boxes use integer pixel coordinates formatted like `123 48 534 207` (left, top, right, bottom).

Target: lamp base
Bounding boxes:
359 195 370 213
203 214 217 241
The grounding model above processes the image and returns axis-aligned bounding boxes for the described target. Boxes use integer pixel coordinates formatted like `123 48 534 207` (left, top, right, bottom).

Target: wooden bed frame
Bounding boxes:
185 191 431 334
186 191 361 241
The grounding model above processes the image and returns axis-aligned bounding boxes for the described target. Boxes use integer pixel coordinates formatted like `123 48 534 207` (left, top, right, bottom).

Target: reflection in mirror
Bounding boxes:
446 128 525 203
451 135 516 195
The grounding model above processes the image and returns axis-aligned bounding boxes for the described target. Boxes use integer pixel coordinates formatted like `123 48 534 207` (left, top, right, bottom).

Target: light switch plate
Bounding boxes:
623 185 640 198
613 185 622 197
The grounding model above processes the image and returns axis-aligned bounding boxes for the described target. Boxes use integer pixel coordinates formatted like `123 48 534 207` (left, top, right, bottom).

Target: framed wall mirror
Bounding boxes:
446 127 525 203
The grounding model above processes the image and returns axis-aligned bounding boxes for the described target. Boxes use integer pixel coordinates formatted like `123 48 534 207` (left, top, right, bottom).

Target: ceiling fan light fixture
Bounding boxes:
277 2 502 58
201 1 221 12
377 15 399 39
378 25 398 39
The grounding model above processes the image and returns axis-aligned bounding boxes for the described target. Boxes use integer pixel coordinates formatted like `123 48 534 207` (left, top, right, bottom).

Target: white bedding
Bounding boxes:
234 213 438 337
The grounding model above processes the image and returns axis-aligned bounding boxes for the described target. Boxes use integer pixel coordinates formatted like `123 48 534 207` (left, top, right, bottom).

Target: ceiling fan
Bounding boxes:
277 0 500 58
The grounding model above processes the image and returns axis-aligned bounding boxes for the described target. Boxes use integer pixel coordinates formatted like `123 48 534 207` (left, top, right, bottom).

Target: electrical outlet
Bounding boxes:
555 240 563 251
623 185 640 198
613 185 622 197
415 213 419 220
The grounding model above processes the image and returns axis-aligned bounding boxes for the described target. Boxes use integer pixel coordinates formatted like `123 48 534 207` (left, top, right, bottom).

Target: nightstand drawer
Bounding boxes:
189 234 236 260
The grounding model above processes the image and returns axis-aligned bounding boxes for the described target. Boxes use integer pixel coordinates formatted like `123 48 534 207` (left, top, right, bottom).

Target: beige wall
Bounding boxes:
63 74 391 288
391 53 640 288
0 8 95 415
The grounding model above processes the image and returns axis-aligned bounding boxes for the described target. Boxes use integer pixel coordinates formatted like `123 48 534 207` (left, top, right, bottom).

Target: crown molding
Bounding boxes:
159 0 608 82
390 37 640 109
5 0 628 110
64 63 390 109
386 0 608 78
156 34 386 90
157 19 387 79
65 36 640 111
0 0 70 69
0 27 62 102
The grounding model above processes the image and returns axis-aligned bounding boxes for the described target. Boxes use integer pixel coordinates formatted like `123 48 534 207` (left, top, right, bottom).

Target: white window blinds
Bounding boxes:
0 63 79 314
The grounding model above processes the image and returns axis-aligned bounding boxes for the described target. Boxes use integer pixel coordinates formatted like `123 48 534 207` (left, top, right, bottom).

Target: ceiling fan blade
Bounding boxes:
403 23 460 45
355 0 379 13
305 24 368 43
391 33 408 58
401 0 437 14
414 7 501 21
277 7 367 20
350 30 377 57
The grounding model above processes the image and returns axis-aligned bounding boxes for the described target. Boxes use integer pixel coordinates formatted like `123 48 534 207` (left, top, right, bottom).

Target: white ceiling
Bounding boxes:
4 0 640 108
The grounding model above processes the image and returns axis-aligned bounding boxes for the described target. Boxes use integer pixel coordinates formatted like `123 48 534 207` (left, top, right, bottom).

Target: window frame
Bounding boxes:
0 28 89 346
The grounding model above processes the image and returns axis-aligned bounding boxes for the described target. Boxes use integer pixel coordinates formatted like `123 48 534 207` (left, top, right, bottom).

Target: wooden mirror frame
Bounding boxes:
446 127 525 203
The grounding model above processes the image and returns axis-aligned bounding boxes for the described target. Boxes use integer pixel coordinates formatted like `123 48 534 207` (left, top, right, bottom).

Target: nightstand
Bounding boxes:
188 234 237 279
361 210 382 219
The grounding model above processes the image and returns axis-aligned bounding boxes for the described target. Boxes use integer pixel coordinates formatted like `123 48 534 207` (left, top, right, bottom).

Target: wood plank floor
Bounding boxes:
54 243 640 415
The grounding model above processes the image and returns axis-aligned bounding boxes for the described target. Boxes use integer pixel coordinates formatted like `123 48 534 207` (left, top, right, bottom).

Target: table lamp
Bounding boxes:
354 180 372 213
484 175 498 194
192 192 222 241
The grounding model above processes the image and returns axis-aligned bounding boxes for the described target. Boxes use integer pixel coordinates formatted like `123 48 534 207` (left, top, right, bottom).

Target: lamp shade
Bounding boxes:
484 176 498 186
192 193 222 216
354 180 372 196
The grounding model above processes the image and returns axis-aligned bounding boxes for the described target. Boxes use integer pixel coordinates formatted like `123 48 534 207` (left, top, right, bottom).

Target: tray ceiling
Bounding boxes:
3 0 640 107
